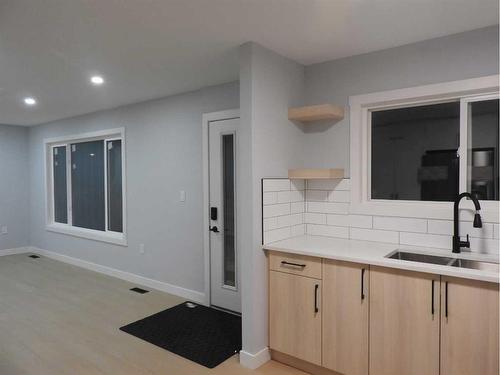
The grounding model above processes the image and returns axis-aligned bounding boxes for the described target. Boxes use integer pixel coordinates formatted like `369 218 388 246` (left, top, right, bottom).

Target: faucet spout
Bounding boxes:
452 192 482 253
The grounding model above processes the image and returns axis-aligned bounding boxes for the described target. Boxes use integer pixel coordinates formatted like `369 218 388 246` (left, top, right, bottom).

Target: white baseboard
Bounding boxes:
239 347 271 369
30 247 205 304
0 247 31 256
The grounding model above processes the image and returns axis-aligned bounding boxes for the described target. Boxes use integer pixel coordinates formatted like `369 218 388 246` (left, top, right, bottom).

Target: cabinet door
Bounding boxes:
369 267 439 375
441 277 499 375
322 260 368 375
269 270 321 365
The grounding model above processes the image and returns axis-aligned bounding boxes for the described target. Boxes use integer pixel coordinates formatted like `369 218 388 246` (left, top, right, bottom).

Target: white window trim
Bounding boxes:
44 128 127 246
349 75 500 223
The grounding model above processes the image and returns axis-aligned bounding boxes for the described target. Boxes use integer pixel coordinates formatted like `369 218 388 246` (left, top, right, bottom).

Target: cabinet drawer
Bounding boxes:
269 251 322 279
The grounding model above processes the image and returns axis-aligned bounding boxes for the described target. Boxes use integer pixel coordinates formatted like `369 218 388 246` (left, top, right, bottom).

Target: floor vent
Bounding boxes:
130 287 149 294
28 255 40 259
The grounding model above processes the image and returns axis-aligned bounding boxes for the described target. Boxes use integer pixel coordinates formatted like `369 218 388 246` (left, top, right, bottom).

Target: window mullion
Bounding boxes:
104 139 109 233
458 99 468 194
66 143 73 226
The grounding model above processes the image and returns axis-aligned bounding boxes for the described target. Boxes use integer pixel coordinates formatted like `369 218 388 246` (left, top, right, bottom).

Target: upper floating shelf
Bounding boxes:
288 168 344 180
288 104 344 123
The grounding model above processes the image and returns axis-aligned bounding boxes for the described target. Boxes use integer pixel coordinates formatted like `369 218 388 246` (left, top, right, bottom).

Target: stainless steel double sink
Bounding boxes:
386 250 500 273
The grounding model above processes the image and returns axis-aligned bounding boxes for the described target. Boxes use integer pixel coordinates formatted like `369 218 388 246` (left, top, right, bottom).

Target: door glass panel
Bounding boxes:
71 141 105 231
53 146 67 223
371 102 460 201
107 140 123 232
222 134 235 287
468 99 499 201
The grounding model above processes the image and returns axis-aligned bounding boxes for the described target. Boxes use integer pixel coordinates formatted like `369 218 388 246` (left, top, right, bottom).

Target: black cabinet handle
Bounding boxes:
281 261 306 268
314 284 319 313
361 268 366 300
431 279 435 315
445 281 449 318
209 226 219 233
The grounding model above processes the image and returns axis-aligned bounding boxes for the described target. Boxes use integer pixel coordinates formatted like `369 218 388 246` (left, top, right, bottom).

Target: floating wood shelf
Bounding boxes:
288 168 344 180
288 104 344 123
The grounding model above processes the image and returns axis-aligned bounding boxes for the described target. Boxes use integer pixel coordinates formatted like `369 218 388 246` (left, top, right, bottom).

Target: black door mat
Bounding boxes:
119 302 241 369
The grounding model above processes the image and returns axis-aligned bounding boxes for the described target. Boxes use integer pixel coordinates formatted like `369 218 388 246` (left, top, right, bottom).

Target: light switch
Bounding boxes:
180 190 186 202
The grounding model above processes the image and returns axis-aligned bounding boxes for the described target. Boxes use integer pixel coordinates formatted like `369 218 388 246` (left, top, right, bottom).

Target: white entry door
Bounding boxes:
209 118 241 313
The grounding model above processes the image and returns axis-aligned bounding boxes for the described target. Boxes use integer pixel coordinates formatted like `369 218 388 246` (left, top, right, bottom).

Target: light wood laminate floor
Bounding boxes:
0 254 307 375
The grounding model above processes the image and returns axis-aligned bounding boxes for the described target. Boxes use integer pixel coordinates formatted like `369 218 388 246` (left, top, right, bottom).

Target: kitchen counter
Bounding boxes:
263 235 500 283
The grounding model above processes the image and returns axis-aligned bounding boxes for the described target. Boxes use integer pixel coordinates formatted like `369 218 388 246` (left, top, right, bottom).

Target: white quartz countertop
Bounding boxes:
263 235 500 283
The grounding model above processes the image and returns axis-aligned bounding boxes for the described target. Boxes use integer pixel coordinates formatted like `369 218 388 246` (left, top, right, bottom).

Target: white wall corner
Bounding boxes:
29 247 206 304
0 247 31 256
239 347 271 369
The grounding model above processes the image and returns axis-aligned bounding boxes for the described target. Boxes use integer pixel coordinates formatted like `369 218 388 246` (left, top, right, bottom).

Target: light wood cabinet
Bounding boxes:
322 260 369 375
268 251 499 375
440 276 499 375
269 270 322 365
369 266 440 375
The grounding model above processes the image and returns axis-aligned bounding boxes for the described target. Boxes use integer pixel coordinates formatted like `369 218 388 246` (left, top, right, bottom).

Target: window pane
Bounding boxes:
468 99 499 201
371 102 460 201
107 140 123 232
222 134 235 287
71 141 105 231
53 146 67 223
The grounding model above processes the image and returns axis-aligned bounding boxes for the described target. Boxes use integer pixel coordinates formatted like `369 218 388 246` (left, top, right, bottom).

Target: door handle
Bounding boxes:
431 279 435 316
445 281 449 318
314 284 319 313
361 268 366 300
209 226 219 233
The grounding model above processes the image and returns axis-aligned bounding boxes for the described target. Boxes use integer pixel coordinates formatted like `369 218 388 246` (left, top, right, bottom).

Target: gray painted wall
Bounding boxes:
239 42 305 357
302 25 500 173
28 82 239 295
0 125 29 250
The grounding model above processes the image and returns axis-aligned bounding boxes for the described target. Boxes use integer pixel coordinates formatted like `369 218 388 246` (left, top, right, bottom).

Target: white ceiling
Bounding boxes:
0 0 498 126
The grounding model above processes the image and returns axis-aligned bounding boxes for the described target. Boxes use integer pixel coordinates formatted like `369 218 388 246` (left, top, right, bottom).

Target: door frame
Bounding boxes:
202 109 240 307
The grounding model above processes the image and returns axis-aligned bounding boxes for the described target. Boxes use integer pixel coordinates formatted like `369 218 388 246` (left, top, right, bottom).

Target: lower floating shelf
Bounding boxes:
288 168 344 180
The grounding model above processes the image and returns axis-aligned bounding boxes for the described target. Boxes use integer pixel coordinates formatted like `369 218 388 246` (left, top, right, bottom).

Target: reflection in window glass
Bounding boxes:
107 140 123 232
222 134 236 287
469 99 499 201
53 146 67 224
71 141 105 231
371 102 460 201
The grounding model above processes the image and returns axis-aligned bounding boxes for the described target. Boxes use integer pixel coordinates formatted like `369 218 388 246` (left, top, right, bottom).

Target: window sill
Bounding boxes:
46 223 128 246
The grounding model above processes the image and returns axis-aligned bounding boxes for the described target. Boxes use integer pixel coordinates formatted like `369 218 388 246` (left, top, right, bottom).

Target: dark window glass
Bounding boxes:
222 134 235 287
107 140 123 232
371 102 460 201
53 146 67 223
71 141 105 231
469 99 499 201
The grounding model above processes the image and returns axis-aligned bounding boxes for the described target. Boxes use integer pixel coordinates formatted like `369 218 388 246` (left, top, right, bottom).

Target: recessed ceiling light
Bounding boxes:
24 97 37 106
90 75 105 85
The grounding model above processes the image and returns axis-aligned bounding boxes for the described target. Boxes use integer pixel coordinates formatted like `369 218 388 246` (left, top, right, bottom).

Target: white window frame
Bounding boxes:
349 75 500 223
44 128 127 245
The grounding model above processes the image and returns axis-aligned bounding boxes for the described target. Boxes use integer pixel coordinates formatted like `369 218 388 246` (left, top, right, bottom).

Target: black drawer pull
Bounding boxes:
314 284 319 313
281 261 306 268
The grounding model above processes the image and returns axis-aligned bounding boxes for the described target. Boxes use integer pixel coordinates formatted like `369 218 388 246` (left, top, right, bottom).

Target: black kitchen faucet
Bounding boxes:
452 192 482 253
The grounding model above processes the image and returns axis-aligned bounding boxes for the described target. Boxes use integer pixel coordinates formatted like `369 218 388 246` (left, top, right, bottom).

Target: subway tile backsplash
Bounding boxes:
262 179 305 244
262 177 499 255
